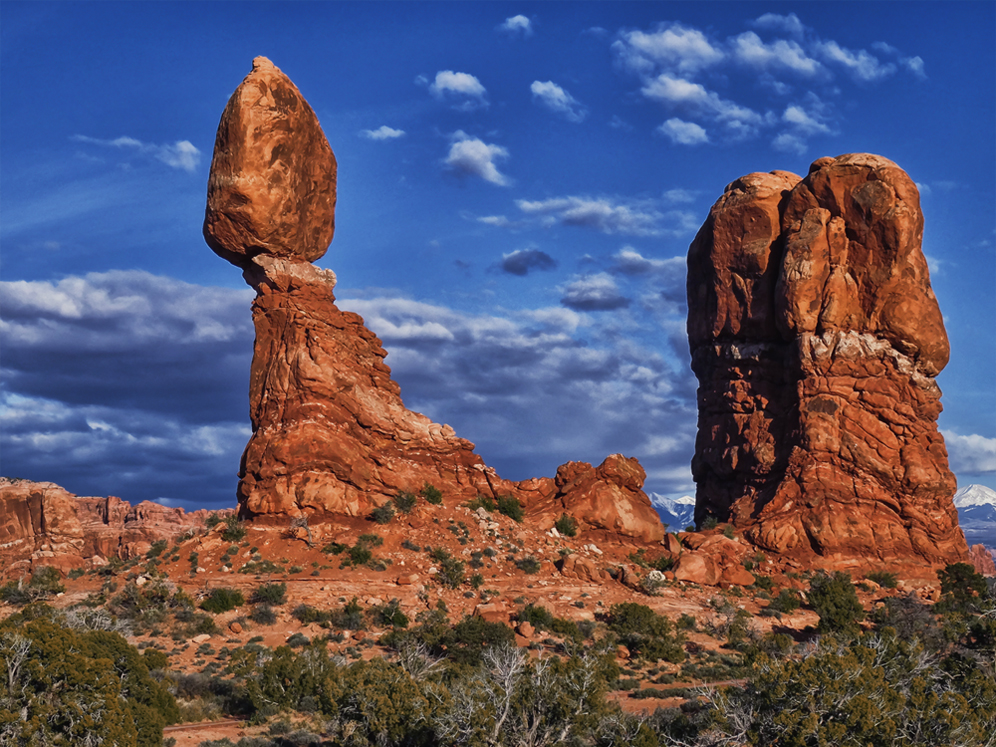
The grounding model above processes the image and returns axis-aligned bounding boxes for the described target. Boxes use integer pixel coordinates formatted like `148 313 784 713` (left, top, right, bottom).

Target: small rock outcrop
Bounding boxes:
204 58 663 542
0 478 224 574
687 154 966 568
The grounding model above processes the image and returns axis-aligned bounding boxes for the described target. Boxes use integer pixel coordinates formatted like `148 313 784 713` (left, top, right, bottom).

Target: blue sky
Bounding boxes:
1 1 993 510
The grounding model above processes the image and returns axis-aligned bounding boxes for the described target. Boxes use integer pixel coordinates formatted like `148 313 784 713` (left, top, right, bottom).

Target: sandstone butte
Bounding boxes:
203 57 664 544
687 153 968 571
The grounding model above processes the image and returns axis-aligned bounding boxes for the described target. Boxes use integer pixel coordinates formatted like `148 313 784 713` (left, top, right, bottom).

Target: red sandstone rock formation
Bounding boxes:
204 58 663 543
968 544 996 577
0 478 224 574
687 154 966 569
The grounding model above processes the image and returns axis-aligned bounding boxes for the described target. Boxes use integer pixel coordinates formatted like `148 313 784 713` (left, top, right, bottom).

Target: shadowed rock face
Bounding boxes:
205 58 664 542
687 154 966 568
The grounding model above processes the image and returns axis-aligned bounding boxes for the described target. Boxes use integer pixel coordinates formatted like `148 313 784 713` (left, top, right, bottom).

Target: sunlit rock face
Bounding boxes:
204 58 664 543
687 153 966 568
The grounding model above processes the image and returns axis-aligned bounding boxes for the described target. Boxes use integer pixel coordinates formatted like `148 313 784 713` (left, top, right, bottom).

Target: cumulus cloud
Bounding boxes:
530 80 587 122
611 247 682 276
498 14 532 36
0 271 254 507
444 132 510 185
71 135 201 172
613 23 724 74
641 74 763 134
560 273 631 311
427 70 489 110
782 103 831 135
361 125 405 140
658 118 709 145
943 431 996 474
498 248 557 276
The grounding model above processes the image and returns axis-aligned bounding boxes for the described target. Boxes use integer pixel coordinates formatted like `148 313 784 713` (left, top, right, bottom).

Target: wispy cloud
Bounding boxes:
942 431 996 474
531 80 587 122
498 14 532 37
815 40 896 81
752 12 807 39
731 32 822 76
515 195 664 236
614 23 724 75
71 135 201 172
444 131 510 185
361 125 405 140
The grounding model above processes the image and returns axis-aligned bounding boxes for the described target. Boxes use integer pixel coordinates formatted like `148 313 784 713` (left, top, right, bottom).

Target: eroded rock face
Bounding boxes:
0 478 225 573
206 58 663 543
687 154 966 568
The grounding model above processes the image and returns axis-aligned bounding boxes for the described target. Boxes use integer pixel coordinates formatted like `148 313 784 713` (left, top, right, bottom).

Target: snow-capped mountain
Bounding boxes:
649 493 697 532
954 484 996 550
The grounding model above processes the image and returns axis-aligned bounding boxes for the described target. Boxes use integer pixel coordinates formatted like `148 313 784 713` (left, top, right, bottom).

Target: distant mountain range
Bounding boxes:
649 485 996 551
954 485 996 550
649 493 697 532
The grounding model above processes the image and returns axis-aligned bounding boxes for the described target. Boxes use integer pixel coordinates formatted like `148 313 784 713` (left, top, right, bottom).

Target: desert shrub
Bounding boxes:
554 513 578 537
866 570 899 589
393 491 418 513
200 587 245 614
808 571 863 637
420 483 443 505
607 602 684 663
251 582 287 606
496 494 525 522
292 604 332 626
437 556 466 589
285 632 310 648
469 573 484 590
642 569 667 595
329 597 366 630
937 561 988 614
249 604 277 625
401 539 421 552
348 544 373 566
766 588 802 615
220 515 247 542
701 515 719 530
358 533 384 547
444 615 516 666
516 556 542 574
146 540 168 559
518 603 555 628
752 574 774 591
371 502 396 525
205 513 223 529
372 598 409 629
322 541 348 555
870 595 945 650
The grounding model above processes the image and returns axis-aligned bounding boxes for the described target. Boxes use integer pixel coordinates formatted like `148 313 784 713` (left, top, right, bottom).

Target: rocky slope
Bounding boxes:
203 58 663 543
0 477 225 573
687 154 966 570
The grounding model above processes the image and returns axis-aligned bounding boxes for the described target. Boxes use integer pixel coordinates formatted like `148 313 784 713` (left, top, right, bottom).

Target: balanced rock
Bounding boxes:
687 154 966 568
205 59 664 544
204 57 336 267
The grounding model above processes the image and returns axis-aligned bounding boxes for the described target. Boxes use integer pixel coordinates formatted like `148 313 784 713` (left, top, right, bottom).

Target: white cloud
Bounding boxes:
530 80 587 122
71 134 201 172
752 12 806 39
611 247 684 276
498 248 557 276
515 195 664 236
429 70 488 109
361 125 405 140
905 55 926 79
663 188 697 204
772 132 807 155
658 118 709 145
731 31 822 76
445 132 510 186
559 273 630 311
782 104 830 135
614 23 724 74
943 431 996 474
641 74 764 131
478 215 512 227
498 14 532 36
816 40 896 81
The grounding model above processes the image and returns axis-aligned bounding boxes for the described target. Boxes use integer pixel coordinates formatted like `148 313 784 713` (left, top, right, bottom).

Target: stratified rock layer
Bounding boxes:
687 153 966 568
206 59 663 543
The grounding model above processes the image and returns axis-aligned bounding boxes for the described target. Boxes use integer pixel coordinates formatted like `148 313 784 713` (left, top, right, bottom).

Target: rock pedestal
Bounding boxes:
204 58 664 542
687 154 966 568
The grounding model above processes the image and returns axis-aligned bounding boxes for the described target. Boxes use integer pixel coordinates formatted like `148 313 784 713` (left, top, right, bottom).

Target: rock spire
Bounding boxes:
687 153 966 568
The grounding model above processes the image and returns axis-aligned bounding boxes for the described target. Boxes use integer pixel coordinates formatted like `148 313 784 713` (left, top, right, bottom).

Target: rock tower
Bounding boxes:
687 153 966 567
